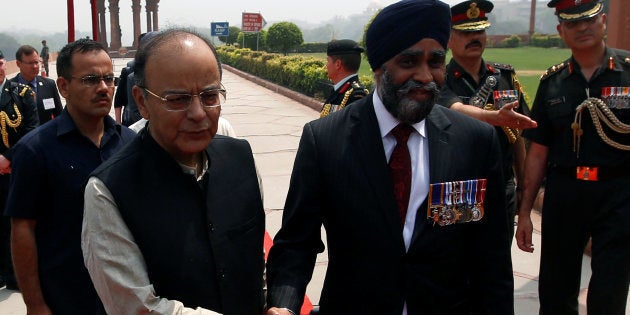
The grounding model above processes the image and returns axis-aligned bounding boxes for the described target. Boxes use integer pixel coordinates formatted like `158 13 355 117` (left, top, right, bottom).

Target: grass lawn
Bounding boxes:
300 46 571 107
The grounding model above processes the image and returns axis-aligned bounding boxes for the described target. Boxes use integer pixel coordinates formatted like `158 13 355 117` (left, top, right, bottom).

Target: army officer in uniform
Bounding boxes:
0 49 39 290
516 0 630 314
320 39 368 117
440 0 535 239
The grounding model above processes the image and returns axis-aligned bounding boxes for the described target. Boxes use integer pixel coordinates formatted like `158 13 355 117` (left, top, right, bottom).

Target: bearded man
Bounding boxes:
265 1 513 314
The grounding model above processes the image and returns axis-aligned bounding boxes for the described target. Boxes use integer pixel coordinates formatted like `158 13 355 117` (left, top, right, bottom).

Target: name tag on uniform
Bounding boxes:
43 98 55 110
427 179 486 226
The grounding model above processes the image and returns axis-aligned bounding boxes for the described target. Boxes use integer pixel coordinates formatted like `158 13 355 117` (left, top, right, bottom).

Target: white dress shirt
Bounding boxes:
372 91 430 315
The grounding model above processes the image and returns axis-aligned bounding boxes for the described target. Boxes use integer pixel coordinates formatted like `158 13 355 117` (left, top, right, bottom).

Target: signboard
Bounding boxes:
211 22 229 36
242 12 266 33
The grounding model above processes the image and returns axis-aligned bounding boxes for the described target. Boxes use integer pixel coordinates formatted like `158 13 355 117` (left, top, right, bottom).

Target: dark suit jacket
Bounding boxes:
267 95 513 315
11 75 63 124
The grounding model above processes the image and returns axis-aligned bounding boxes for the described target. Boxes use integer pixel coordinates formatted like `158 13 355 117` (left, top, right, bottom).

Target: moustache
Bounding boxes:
465 40 483 49
92 95 111 103
396 81 440 97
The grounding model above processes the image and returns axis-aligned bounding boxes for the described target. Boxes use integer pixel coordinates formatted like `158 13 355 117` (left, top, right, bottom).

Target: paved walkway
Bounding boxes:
1 59 626 314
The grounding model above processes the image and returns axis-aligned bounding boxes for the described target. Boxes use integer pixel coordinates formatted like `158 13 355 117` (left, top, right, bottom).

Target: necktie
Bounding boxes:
389 124 414 225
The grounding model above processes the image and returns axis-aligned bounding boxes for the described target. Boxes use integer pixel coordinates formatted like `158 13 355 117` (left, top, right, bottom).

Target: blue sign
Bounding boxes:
211 22 229 36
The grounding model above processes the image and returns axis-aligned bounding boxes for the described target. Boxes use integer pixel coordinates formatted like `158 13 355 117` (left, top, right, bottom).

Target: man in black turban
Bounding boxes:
266 1 513 314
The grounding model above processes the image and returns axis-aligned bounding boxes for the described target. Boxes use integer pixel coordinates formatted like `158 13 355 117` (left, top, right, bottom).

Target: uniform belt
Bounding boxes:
549 164 630 181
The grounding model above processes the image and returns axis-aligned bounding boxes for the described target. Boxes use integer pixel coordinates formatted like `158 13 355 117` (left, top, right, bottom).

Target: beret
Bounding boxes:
451 0 494 32
327 39 364 56
547 0 602 21
366 0 451 71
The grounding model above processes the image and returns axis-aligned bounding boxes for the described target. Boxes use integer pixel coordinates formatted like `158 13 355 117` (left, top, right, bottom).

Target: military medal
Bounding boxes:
472 179 486 221
428 179 487 226
601 87 630 109
493 90 519 109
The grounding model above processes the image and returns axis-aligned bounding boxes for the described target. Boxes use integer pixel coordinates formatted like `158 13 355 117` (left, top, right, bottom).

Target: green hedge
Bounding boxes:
218 46 375 99
530 34 567 48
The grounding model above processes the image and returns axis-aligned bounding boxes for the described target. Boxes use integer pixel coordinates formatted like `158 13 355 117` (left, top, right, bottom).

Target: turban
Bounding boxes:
366 0 451 71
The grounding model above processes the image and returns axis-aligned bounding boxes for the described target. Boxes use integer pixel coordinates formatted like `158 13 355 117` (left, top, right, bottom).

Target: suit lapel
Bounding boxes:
349 98 406 247
410 107 453 248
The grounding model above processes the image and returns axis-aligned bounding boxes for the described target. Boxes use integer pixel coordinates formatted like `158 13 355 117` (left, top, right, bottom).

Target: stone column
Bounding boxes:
132 0 142 47
146 0 159 32
146 7 152 32
152 2 159 32
97 0 108 48
108 0 122 49
607 0 630 50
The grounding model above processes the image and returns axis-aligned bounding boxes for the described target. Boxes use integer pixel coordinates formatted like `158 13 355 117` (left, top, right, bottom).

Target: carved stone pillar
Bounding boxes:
132 0 142 47
97 0 108 48
146 0 159 32
108 0 122 49
607 0 630 50
146 8 152 32
152 1 159 32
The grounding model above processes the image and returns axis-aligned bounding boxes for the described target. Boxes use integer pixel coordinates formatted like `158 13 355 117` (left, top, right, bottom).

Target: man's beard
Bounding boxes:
378 68 440 125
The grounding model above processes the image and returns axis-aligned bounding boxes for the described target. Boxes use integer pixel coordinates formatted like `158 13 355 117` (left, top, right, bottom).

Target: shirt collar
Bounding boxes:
333 74 358 91
372 89 426 139
0 78 6 92
16 74 37 88
179 151 209 181
56 109 120 143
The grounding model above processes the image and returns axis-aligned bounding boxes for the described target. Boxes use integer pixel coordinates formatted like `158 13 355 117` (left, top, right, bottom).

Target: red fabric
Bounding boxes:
451 11 486 23
554 0 594 11
389 124 414 225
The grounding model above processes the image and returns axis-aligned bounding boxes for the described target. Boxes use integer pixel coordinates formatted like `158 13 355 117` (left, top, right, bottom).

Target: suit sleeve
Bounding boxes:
266 123 325 313
473 126 514 314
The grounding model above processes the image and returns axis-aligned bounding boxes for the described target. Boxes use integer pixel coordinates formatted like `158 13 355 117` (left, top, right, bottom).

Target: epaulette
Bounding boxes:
540 62 567 81
352 81 370 97
489 62 514 72
9 82 34 98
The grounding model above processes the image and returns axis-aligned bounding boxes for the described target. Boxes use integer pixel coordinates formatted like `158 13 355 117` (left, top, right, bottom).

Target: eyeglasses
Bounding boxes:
71 74 116 87
142 86 226 111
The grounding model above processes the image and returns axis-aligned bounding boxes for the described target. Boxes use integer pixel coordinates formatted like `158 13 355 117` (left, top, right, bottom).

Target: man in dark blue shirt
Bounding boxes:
4 39 135 314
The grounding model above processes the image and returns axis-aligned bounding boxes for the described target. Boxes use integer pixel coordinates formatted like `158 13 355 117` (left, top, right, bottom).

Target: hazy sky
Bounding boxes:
2 0 505 45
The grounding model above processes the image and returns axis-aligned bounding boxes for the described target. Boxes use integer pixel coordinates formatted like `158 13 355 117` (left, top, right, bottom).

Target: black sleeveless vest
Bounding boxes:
92 129 265 314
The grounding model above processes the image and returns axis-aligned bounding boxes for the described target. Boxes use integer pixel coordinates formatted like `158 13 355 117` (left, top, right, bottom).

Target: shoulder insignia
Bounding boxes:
453 69 462 79
490 62 514 72
485 63 497 74
540 62 567 81
9 82 33 98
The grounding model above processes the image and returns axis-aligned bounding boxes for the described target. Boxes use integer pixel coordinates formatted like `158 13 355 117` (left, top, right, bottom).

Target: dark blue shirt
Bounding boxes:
4 108 135 313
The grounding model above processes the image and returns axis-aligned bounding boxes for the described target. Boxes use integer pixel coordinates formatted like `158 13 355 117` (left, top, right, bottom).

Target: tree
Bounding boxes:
0 33 20 61
266 22 303 55
219 26 241 45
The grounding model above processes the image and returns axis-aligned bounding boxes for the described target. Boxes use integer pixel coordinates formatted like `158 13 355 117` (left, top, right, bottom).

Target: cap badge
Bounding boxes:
467 3 480 19
575 0 582 5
